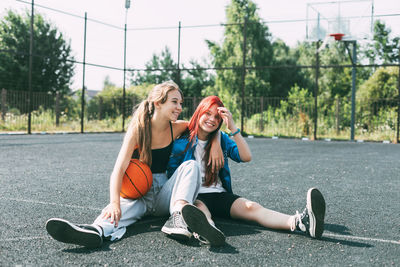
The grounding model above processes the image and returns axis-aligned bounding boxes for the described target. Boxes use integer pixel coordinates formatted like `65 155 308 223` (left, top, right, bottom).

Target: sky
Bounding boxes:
1 0 399 91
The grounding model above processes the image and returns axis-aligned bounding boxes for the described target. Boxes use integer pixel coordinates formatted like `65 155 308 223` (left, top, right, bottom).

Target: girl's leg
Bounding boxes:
154 160 201 215
194 199 214 224
230 198 292 230
93 196 148 241
46 197 148 248
181 201 226 246
156 160 201 239
230 188 326 239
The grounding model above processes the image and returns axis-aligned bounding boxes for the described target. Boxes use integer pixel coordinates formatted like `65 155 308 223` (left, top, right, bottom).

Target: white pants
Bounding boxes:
93 160 201 241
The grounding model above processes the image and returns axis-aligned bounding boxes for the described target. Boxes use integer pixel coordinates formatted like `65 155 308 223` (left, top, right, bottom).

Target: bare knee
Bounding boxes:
244 201 263 213
231 198 263 219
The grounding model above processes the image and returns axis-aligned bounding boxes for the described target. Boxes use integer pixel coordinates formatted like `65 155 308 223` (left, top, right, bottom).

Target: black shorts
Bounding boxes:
196 192 241 219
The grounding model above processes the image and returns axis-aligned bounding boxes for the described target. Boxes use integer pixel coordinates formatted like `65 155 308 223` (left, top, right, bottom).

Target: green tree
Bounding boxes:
206 0 273 105
319 43 352 98
270 39 309 97
295 39 369 99
293 42 316 95
0 10 75 96
182 60 215 97
130 47 179 86
130 46 214 97
364 20 400 64
356 67 398 131
357 67 398 100
87 83 154 119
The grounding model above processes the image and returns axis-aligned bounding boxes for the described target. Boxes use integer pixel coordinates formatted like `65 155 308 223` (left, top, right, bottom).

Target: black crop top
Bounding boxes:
132 122 174 173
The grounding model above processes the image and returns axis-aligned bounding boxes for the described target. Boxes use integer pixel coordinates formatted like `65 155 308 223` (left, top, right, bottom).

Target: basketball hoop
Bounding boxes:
318 33 346 52
329 33 345 41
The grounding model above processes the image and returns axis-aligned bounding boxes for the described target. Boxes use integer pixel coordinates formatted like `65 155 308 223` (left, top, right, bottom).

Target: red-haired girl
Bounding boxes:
167 96 326 246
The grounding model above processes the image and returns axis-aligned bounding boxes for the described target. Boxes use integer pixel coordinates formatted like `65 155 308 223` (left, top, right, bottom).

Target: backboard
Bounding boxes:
306 0 374 42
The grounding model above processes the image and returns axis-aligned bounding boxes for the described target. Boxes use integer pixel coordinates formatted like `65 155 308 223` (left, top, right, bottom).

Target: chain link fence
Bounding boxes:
1 88 398 142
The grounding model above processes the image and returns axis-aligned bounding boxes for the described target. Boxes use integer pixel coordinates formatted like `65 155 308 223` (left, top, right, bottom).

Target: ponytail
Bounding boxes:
128 81 182 167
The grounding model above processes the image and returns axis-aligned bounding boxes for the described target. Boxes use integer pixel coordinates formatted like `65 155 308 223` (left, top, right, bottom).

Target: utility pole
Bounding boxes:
122 0 131 132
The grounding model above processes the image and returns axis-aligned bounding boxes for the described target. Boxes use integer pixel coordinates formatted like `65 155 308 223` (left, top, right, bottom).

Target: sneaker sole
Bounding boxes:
306 188 326 239
46 218 102 248
161 225 191 241
182 204 225 247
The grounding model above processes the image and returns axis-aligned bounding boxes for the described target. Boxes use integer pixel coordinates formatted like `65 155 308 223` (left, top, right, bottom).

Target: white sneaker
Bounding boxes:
293 188 326 238
161 211 192 241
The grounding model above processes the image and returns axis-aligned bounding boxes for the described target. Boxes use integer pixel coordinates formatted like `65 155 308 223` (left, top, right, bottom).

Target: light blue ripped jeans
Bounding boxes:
93 160 201 241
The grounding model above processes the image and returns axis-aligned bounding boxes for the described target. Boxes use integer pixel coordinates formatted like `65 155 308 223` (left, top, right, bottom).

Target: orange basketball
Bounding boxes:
120 159 153 199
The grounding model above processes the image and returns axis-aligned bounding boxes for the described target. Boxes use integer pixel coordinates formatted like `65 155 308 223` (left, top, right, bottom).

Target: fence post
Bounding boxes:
122 14 128 132
55 92 60 126
28 0 34 134
81 12 88 133
177 21 182 89
396 52 400 144
336 97 340 136
240 13 248 133
313 40 320 141
260 96 264 132
1 89 6 121
350 41 357 141
98 96 103 120
192 96 197 115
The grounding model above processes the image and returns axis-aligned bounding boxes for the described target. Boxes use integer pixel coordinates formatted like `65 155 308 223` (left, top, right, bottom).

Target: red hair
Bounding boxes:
187 96 224 186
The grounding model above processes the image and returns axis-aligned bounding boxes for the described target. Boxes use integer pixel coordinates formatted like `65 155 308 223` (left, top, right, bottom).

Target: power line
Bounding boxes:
15 0 400 31
15 0 124 30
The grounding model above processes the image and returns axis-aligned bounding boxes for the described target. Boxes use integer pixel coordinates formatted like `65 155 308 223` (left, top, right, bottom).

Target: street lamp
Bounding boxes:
122 0 130 131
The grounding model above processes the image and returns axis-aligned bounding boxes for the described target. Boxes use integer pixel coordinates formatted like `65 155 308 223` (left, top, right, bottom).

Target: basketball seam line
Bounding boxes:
123 159 149 199
132 160 150 189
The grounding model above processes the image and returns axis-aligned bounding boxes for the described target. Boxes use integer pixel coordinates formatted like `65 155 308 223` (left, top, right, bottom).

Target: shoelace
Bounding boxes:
290 210 306 232
193 232 210 245
192 219 216 245
173 212 186 228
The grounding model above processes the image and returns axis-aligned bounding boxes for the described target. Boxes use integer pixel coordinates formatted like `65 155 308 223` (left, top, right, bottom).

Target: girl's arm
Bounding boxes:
172 120 188 139
102 124 137 227
173 120 224 172
218 107 252 162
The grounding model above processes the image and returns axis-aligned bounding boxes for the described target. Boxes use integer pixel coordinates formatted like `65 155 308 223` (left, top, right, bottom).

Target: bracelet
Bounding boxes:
229 128 240 136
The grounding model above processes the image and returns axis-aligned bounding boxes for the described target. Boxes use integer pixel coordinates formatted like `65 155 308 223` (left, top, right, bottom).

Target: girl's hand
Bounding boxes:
217 107 236 132
209 132 224 173
102 202 121 227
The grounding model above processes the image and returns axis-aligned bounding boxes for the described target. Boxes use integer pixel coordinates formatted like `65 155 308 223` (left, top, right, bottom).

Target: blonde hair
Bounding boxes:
130 81 182 166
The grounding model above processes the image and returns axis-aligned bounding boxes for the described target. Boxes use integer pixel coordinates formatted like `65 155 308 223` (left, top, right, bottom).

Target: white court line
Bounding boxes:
324 233 400 245
0 196 102 211
217 221 400 246
2 197 399 246
2 236 49 242
0 198 166 243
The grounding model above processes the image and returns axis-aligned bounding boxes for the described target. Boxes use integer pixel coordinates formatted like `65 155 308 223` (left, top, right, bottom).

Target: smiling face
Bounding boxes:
197 104 221 140
157 89 183 121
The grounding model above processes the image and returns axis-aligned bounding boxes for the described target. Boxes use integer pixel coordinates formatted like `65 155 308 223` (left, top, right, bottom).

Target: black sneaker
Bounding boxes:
181 204 225 246
295 188 326 239
46 218 103 248
161 211 192 241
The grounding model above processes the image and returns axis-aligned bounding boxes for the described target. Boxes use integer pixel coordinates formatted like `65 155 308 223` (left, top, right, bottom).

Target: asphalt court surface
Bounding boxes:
0 133 399 266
